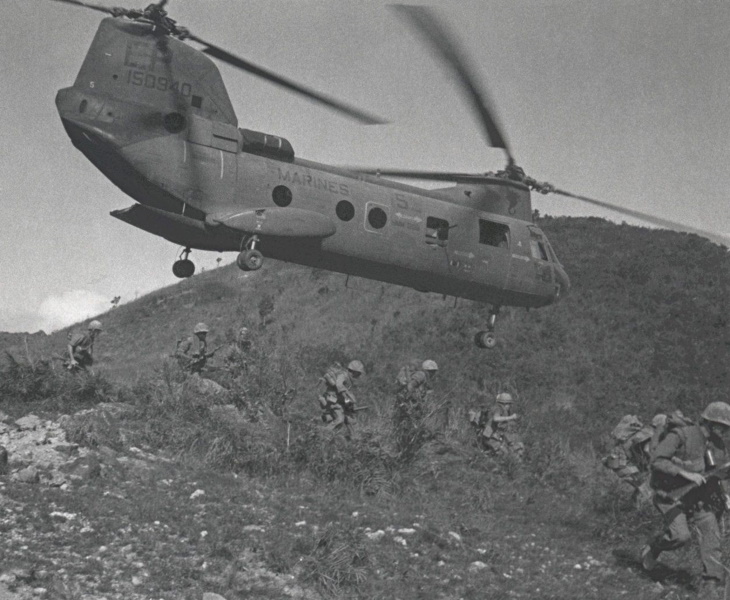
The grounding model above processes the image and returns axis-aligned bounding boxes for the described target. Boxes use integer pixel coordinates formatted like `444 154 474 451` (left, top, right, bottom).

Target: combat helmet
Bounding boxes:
88 320 103 331
422 360 438 372
347 360 365 375
496 392 513 404
193 322 209 334
701 402 730 427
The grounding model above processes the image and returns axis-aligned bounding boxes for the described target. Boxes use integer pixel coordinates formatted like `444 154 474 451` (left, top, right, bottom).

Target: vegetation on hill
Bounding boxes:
1 216 728 599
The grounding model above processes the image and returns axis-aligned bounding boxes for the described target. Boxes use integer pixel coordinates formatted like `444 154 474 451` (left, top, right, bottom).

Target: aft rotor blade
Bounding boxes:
187 34 387 125
50 0 116 14
552 188 730 245
391 4 512 160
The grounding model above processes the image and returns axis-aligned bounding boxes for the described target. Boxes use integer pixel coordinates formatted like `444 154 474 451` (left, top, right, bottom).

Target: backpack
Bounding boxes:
323 363 345 388
611 415 644 443
648 411 692 461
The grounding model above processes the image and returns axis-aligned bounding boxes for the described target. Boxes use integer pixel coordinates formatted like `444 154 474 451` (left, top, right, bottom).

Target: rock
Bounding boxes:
468 561 488 572
15 415 43 431
61 455 101 481
12 466 40 484
203 593 229 600
0 446 7 474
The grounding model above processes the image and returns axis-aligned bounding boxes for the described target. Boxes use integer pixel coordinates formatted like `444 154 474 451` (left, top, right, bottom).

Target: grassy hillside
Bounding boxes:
1 216 728 599
11 216 728 447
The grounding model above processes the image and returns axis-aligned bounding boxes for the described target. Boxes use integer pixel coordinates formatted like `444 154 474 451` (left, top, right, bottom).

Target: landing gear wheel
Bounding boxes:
474 331 497 349
237 249 263 271
172 259 195 278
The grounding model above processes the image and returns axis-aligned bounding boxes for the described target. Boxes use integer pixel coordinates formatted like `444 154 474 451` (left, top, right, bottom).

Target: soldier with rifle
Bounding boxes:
318 360 366 437
175 322 221 374
66 320 103 372
641 402 730 599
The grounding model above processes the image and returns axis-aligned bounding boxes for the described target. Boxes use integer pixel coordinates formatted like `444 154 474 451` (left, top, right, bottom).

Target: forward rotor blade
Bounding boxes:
391 4 512 160
50 0 116 14
345 168 501 184
552 188 730 245
187 34 387 125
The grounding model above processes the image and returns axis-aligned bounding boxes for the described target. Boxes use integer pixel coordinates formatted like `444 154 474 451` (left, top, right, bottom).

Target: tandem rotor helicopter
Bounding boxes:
51 0 717 348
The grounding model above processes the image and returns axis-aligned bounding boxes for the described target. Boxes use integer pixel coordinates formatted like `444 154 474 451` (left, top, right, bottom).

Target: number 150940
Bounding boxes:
126 69 192 96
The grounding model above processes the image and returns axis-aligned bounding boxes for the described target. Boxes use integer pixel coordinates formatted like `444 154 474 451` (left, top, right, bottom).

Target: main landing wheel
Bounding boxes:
172 259 195 278
474 331 497 349
237 249 263 271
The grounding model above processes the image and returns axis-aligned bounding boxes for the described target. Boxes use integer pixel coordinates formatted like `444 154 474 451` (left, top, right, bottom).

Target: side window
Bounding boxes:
479 219 510 249
530 239 549 261
426 217 449 246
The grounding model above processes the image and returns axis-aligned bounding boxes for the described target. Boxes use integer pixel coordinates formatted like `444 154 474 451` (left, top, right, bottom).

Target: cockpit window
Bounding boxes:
479 219 510 249
530 239 549 261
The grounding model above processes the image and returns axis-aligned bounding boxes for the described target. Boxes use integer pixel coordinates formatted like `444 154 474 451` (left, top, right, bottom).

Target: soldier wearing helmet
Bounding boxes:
318 360 365 436
175 322 213 374
641 402 730 596
404 360 438 398
66 320 103 372
481 392 524 460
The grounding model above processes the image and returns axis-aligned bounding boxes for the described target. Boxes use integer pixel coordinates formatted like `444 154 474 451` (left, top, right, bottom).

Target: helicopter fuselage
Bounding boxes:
55 17 569 310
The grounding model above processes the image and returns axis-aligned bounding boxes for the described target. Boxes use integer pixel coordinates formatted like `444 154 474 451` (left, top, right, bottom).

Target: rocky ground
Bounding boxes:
0 404 717 600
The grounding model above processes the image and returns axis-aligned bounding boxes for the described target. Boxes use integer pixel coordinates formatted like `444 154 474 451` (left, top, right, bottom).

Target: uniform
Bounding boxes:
642 402 730 593
482 394 524 459
68 332 95 368
175 323 210 374
66 320 102 371
319 361 363 435
603 415 654 501
393 360 438 452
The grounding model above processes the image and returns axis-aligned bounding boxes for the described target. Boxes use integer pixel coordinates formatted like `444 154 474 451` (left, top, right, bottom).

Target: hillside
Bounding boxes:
10 216 728 445
1 216 729 599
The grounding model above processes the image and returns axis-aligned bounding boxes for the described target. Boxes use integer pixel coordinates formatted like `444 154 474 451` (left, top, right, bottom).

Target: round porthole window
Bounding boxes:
368 207 387 229
272 185 293 207
163 112 187 133
336 200 355 222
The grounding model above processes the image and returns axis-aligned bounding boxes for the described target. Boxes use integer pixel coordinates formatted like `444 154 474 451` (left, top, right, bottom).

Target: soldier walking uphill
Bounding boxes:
175 322 218 374
641 402 730 599
66 320 103 372
393 360 438 453
318 360 365 437
477 393 524 461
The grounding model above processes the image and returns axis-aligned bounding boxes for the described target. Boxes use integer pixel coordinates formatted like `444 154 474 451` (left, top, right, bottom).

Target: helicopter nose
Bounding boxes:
554 265 570 300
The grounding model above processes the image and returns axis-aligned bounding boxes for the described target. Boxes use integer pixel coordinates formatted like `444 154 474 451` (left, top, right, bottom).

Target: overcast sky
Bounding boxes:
1 0 728 332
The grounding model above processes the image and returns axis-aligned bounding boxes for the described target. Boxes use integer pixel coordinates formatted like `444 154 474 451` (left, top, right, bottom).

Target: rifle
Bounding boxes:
663 461 730 504
186 345 224 372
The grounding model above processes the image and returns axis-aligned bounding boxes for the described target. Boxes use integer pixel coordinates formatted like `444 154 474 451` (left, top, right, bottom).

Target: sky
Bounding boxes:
1 0 729 332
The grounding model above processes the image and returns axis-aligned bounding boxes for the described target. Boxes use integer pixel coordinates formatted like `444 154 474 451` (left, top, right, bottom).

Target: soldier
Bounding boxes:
641 402 730 598
482 392 524 460
395 358 422 395
318 360 365 436
406 360 439 404
175 322 215 374
66 320 103 372
603 415 654 502
393 360 438 452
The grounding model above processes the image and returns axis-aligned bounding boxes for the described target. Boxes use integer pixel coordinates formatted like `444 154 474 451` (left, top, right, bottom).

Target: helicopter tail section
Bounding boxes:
57 17 237 142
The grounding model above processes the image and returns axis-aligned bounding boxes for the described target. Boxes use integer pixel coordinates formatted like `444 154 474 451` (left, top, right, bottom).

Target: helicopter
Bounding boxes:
51 0 716 348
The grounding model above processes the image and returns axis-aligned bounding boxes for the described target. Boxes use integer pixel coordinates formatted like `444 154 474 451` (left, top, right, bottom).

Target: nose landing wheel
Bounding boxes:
474 306 500 349
236 236 263 271
172 247 195 278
